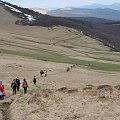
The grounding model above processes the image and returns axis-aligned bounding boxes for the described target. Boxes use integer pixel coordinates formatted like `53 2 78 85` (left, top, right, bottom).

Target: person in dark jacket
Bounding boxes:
33 76 36 85
22 78 28 94
11 79 17 95
16 77 20 91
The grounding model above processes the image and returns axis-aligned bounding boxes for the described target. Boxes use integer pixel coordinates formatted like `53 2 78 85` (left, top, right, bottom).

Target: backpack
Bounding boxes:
0 84 3 92
16 79 20 86
33 78 36 82
0 84 6 96
0 91 2 96
22 81 28 88
11 82 16 89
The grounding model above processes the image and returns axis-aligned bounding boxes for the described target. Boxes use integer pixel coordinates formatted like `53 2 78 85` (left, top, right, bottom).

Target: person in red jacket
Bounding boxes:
0 80 6 100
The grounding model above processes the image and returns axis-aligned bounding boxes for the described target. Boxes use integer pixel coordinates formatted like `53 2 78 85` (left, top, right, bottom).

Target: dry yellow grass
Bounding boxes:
0 55 120 120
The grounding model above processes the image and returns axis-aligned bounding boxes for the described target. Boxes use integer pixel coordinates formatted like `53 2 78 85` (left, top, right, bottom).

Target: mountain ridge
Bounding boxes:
81 3 120 11
48 7 120 21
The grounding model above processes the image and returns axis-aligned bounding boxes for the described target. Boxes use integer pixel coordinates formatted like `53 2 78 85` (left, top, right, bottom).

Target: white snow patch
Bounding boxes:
25 14 36 21
4 4 22 13
4 3 36 21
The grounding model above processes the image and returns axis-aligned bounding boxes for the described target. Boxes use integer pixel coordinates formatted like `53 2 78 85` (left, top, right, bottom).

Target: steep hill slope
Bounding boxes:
0 4 18 29
0 2 120 71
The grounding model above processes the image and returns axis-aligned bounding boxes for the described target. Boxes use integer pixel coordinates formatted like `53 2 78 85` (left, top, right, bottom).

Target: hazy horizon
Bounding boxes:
2 0 120 9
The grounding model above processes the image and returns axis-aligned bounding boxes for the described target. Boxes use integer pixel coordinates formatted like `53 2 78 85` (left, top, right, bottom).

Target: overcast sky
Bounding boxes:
4 0 120 9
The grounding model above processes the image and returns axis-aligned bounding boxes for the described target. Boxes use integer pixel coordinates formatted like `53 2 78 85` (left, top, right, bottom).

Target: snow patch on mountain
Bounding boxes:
4 4 22 13
1 2 36 21
24 14 36 21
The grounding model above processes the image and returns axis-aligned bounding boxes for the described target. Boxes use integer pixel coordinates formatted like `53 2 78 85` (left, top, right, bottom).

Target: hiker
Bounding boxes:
33 76 36 85
40 70 44 77
44 70 47 77
40 70 47 77
11 79 17 95
22 78 28 94
73 64 75 67
16 77 20 91
67 67 70 72
0 80 6 100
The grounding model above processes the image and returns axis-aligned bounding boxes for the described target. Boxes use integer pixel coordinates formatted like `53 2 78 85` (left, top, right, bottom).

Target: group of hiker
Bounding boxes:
0 65 78 100
11 76 37 95
40 70 47 77
67 64 77 72
0 76 37 100
11 77 29 95
0 69 48 100
11 77 21 95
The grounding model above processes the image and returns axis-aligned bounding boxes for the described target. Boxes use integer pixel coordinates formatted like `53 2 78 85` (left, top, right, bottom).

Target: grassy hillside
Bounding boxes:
0 4 120 72
1 1 120 51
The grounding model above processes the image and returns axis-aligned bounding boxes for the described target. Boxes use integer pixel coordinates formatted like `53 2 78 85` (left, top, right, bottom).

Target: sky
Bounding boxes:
3 0 120 9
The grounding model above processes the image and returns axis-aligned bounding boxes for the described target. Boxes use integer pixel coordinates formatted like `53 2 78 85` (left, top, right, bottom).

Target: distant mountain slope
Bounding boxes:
1 0 120 51
48 8 120 21
109 3 120 11
81 3 106 9
82 3 120 11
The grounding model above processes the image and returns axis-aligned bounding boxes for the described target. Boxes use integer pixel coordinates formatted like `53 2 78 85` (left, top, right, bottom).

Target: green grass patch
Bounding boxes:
83 51 120 62
0 48 120 72
98 57 120 62
61 45 74 48
88 51 120 56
